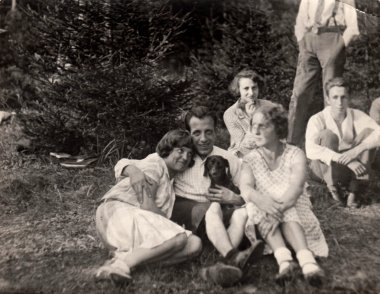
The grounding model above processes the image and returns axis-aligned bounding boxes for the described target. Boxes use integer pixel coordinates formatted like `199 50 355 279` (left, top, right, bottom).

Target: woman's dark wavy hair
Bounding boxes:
229 69 264 98
156 129 195 167
253 103 288 140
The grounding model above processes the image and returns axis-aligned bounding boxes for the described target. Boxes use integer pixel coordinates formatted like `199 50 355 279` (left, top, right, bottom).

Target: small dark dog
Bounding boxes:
203 155 240 194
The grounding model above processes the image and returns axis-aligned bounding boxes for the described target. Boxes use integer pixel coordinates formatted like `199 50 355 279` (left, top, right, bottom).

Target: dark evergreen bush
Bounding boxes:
185 0 297 123
1 0 379 158
11 0 191 157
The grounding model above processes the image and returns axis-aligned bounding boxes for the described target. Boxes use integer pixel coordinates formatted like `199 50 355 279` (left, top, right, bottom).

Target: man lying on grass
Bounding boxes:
306 77 380 208
121 106 264 287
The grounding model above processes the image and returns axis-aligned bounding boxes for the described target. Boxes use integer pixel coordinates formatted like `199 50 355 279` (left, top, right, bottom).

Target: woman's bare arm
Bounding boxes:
239 162 283 221
280 149 307 211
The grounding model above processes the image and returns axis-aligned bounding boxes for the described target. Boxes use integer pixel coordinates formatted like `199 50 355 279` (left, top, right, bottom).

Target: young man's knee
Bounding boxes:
315 129 339 150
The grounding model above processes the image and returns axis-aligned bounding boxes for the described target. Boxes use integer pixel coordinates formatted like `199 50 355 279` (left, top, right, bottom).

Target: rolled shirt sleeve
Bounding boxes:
294 0 309 42
342 0 360 46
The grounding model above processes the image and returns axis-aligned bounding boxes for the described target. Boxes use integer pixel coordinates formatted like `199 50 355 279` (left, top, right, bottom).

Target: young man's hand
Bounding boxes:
337 147 363 165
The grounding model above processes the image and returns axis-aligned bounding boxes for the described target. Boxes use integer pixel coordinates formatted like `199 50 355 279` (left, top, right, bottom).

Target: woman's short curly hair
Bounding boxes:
156 129 195 167
229 69 264 98
253 103 288 140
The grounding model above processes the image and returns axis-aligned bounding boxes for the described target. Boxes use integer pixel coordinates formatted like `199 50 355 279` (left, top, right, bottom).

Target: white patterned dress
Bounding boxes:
96 153 191 257
243 144 328 257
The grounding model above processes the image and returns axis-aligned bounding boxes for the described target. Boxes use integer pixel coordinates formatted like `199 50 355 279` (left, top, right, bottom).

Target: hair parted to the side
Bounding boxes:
229 69 264 98
325 77 349 97
253 103 288 140
184 106 217 131
156 129 195 167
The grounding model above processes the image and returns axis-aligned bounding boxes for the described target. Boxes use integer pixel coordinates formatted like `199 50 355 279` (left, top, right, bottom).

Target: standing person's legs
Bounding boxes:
318 32 346 104
288 33 322 146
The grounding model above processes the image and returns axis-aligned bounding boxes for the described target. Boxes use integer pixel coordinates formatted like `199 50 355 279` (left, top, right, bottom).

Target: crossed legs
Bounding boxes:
310 128 376 205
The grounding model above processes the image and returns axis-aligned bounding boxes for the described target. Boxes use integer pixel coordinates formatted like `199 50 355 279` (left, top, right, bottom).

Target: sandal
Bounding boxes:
95 259 132 286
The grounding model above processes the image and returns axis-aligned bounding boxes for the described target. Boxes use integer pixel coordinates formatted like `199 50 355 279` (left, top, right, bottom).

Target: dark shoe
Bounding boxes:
327 185 342 202
275 261 298 286
226 240 265 270
346 192 359 208
304 267 325 287
200 262 242 287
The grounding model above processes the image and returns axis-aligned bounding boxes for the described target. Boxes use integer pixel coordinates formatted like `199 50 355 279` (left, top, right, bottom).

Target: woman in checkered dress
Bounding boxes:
240 103 328 285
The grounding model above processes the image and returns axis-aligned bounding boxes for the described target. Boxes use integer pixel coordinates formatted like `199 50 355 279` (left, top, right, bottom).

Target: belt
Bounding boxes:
310 25 345 34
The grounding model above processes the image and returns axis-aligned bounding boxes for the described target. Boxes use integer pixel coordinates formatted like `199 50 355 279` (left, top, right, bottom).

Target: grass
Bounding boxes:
1 120 380 294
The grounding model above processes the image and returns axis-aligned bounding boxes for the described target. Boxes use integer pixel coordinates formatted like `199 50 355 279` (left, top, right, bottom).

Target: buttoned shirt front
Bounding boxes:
174 146 242 202
295 0 359 44
305 106 380 165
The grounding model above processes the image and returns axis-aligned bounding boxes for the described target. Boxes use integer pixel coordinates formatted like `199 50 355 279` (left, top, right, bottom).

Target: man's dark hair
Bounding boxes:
184 106 217 131
325 77 349 96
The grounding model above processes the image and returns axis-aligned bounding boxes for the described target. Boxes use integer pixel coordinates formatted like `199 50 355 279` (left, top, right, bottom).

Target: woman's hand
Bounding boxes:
255 196 283 221
245 101 256 117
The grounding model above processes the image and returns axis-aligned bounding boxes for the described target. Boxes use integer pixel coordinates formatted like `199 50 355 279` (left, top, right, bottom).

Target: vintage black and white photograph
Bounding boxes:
0 0 379 293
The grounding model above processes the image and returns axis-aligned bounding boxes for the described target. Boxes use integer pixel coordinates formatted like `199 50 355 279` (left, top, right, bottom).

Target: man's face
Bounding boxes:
327 86 349 116
188 116 216 158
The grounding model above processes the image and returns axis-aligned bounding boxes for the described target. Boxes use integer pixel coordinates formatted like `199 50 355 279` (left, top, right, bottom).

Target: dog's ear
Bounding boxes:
224 158 231 178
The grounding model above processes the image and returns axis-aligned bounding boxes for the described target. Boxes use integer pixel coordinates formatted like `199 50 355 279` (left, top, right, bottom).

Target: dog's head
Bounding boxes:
203 155 231 184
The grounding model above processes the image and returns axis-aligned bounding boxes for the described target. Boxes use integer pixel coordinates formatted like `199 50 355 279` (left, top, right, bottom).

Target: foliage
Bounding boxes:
185 0 298 123
0 0 379 155
6 0 191 156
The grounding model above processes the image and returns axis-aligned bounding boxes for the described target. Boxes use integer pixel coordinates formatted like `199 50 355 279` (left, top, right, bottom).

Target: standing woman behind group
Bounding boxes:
224 69 273 158
95 129 202 284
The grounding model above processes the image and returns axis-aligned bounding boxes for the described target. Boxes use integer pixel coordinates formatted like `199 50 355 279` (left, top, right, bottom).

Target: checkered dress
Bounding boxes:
244 144 329 257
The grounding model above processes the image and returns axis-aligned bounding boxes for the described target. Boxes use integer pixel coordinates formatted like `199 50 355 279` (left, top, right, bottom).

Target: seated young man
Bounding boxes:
305 77 380 208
